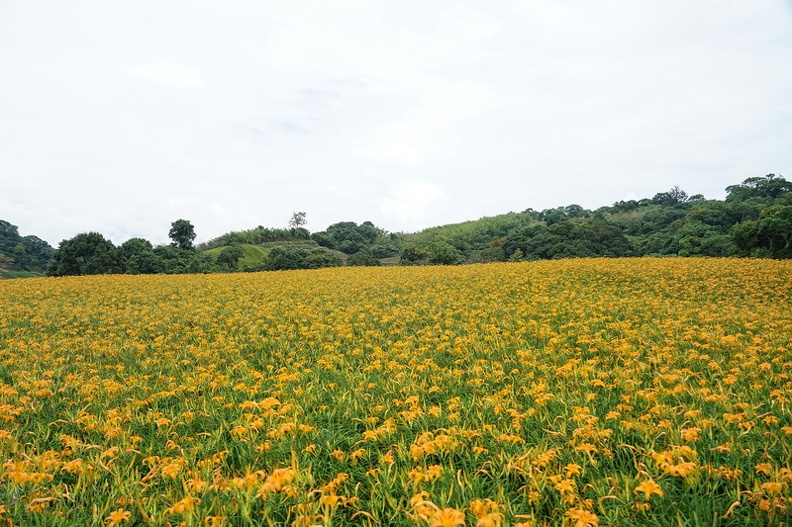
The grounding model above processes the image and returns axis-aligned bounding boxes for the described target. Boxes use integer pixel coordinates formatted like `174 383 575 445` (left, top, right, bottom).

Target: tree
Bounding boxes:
265 247 305 271
48 232 125 276
685 201 739 230
311 232 337 250
668 186 689 203
732 205 792 258
187 252 217 274
400 244 429 265
505 219 632 260
0 220 54 272
264 246 341 271
217 246 245 271
370 241 401 258
303 249 342 269
312 221 388 255
169 219 196 250
427 241 465 265
347 249 381 266
726 174 792 202
399 240 464 265
288 212 307 229
153 245 192 274
540 208 566 226
563 204 589 218
674 222 732 257
121 238 163 274
20 235 55 270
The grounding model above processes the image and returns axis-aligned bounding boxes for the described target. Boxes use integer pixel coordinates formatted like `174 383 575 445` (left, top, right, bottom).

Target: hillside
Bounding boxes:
202 241 350 271
396 176 791 264
0 268 40 280
0 220 54 276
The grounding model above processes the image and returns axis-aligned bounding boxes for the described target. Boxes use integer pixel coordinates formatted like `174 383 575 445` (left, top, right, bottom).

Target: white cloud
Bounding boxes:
0 0 790 244
380 179 450 229
368 142 425 167
118 62 205 89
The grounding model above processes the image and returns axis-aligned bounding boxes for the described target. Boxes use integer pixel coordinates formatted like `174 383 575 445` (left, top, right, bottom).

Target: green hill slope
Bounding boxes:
202 240 349 270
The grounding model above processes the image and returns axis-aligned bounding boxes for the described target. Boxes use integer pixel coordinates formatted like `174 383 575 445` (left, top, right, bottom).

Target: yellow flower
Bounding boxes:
565 463 583 477
476 512 505 527
761 481 786 495
161 462 182 479
105 508 132 526
426 464 444 480
565 508 599 527
61 458 87 474
553 478 576 495
410 492 437 521
431 507 466 527
469 498 499 518
165 496 200 515
680 427 701 442
255 467 296 499
634 479 663 500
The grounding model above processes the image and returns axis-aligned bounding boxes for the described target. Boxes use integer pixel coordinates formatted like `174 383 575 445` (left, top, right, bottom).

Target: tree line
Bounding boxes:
1 174 790 278
399 174 792 263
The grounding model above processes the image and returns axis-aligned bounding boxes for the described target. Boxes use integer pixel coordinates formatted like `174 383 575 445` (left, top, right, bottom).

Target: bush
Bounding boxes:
347 250 381 267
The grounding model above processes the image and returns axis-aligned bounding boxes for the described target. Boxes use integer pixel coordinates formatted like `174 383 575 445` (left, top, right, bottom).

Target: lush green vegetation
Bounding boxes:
0 220 54 276
198 226 311 250
0 269 39 280
400 175 792 263
204 244 270 271
2 174 790 278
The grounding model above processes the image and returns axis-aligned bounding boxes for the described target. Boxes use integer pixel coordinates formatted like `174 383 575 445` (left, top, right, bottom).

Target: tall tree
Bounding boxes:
288 212 307 229
726 174 792 202
169 219 196 250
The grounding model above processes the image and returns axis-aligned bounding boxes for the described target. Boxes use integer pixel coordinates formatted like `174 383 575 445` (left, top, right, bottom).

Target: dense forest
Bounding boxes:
0 220 54 277
1 174 790 278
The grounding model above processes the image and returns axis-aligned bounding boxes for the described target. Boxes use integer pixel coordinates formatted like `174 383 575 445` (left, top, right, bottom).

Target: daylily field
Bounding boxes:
0 258 790 526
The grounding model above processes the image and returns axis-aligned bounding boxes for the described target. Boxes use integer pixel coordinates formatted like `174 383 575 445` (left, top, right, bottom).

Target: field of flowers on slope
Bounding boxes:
0 258 790 526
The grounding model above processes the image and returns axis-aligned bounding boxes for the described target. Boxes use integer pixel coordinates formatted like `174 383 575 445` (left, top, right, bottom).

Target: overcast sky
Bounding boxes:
2 1 791 246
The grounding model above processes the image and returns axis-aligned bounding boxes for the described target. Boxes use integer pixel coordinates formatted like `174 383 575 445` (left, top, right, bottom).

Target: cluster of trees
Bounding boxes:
5 174 791 278
47 220 219 276
399 175 792 262
0 220 54 273
726 176 792 257
45 219 354 276
239 220 394 271
501 219 632 260
262 246 342 271
310 221 400 261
